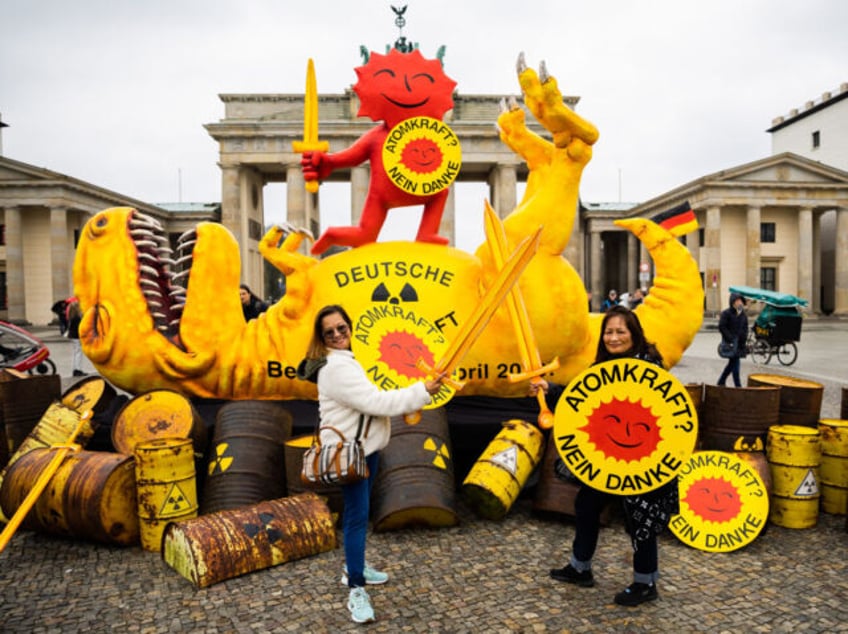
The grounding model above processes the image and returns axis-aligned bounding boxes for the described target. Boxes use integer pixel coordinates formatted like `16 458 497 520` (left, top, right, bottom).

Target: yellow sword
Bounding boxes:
483 202 559 429
292 58 329 193
408 227 542 426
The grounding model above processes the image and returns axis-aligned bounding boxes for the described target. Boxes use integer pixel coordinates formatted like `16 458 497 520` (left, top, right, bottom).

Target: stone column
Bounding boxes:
626 233 638 294
745 205 761 288
50 206 70 302
704 206 722 313
350 166 369 225
489 164 517 220
286 165 307 228
589 228 602 311
4 206 25 322
220 165 243 242
797 207 813 306
439 187 456 246
835 207 848 315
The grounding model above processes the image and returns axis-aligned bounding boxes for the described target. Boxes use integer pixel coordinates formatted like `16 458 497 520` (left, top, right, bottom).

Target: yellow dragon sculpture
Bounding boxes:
73 56 703 401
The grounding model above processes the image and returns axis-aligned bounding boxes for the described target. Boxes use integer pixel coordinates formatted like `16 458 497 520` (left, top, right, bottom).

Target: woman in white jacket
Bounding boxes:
297 304 444 624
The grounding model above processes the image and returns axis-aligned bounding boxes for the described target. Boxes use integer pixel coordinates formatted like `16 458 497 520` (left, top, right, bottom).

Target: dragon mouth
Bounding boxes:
129 210 194 350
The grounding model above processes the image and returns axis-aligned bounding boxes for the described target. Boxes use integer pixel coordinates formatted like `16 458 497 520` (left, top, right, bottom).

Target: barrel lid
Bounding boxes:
749 374 823 389
768 424 820 436
819 419 848 428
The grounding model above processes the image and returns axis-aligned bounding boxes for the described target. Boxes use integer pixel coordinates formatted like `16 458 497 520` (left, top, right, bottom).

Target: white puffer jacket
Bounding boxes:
317 349 432 456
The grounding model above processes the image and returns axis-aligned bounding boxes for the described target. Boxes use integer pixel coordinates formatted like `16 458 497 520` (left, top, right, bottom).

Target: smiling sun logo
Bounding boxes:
670 450 769 553
583 397 661 462
683 476 742 523
553 359 698 495
382 117 461 195
378 330 434 380
352 305 454 410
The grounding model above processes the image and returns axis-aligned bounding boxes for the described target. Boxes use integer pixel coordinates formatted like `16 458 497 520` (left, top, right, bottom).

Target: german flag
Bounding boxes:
651 201 698 237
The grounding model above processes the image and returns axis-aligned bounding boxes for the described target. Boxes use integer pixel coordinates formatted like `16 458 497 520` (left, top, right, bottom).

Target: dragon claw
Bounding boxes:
516 51 527 75
538 60 549 84
507 95 521 111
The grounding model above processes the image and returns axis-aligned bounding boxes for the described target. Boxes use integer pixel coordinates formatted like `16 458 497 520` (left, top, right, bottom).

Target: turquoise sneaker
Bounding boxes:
341 563 389 586
347 587 375 623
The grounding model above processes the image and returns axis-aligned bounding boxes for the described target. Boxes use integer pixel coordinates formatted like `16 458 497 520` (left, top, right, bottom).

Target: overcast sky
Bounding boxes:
2 0 846 250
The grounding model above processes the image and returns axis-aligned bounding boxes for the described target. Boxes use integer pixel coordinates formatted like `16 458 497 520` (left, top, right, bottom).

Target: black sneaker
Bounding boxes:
549 564 595 587
614 582 658 606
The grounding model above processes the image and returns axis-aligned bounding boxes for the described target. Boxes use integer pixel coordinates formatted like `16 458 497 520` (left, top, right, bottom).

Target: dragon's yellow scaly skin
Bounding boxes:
73 58 702 400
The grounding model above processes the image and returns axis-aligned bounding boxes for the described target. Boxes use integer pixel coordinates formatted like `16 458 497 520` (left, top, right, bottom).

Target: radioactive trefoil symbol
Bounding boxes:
159 483 193 517
243 512 283 544
490 446 518 474
208 442 234 475
794 469 819 497
423 437 450 469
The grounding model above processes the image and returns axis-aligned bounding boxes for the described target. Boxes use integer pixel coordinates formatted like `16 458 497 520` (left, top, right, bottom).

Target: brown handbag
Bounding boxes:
300 414 370 486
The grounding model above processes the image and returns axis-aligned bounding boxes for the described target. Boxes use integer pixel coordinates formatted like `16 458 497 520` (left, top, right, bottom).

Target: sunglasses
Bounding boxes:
322 324 350 339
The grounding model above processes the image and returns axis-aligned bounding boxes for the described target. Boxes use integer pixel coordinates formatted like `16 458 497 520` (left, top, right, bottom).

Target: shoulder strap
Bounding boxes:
354 413 372 441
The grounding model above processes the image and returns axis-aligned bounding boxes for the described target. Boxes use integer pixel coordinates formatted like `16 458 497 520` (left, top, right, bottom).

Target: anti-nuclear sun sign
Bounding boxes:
670 451 769 552
382 116 461 196
553 358 698 495
351 304 455 409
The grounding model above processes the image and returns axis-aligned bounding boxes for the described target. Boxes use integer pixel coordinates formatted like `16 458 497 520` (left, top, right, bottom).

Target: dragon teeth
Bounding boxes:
139 264 160 277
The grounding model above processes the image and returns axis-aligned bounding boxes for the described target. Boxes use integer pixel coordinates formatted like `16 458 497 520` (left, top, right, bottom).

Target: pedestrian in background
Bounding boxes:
239 284 268 321
600 289 619 311
717 292 749 387
66 300 85 376
297 304 444 624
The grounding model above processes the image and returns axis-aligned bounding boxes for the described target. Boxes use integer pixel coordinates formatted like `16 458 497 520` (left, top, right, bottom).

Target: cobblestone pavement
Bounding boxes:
2 500 847 633
1 321 846 633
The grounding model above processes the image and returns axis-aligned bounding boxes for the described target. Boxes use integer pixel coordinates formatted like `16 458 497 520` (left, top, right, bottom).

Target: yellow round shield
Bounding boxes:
351 304 454 409
552 358 698 495
671 450 769 552
382 116 462 196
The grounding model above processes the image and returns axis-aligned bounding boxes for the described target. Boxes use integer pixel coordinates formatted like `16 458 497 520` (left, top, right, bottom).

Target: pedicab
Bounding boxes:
729 286 806 366
0 321 57 375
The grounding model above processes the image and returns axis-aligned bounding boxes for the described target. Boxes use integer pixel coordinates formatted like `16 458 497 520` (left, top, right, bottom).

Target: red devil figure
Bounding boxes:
302 48 458 255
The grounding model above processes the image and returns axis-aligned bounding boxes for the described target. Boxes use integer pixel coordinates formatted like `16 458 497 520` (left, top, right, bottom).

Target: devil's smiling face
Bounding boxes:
354 49 457 127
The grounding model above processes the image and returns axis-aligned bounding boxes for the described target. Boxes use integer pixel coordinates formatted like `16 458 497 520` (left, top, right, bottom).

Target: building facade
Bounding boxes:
0 156 219 325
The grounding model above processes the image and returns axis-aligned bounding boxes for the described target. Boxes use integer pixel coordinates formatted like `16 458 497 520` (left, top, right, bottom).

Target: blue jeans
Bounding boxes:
718 356 742 387
570 485 659 584
342 452 380 588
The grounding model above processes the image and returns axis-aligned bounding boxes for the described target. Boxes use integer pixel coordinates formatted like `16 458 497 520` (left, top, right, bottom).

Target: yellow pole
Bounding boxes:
0 410 92 553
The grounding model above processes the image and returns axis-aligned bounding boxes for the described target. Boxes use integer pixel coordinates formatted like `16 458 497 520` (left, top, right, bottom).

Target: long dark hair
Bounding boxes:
305 304 353 359
595 305 663 365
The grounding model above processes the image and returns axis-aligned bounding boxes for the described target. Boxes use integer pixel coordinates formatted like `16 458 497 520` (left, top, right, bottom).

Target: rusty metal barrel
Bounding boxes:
767 424 821 529
135 438 198 552
112 389 208 458
842 387 848 420
818 419 848 515
1 371 62 454
700 385 781 452
532 434 612 523
61 375 120 452
748 374 824 428
0 402 99 521
0 447 138 545
200 402 292 515
161 493 336 588
372 408 458 531
462 419 544 520
285 433 344 519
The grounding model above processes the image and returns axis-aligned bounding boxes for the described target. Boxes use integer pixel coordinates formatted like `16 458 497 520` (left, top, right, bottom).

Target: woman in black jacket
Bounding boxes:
533 306 678 606
717 292 749 387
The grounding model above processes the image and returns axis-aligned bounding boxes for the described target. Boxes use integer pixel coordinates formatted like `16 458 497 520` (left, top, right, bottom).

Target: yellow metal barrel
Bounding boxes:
161 493 336 588
818 419 848 515
0 448 138 545
766 424 821 528
462 419 544 520
135 438 198 552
